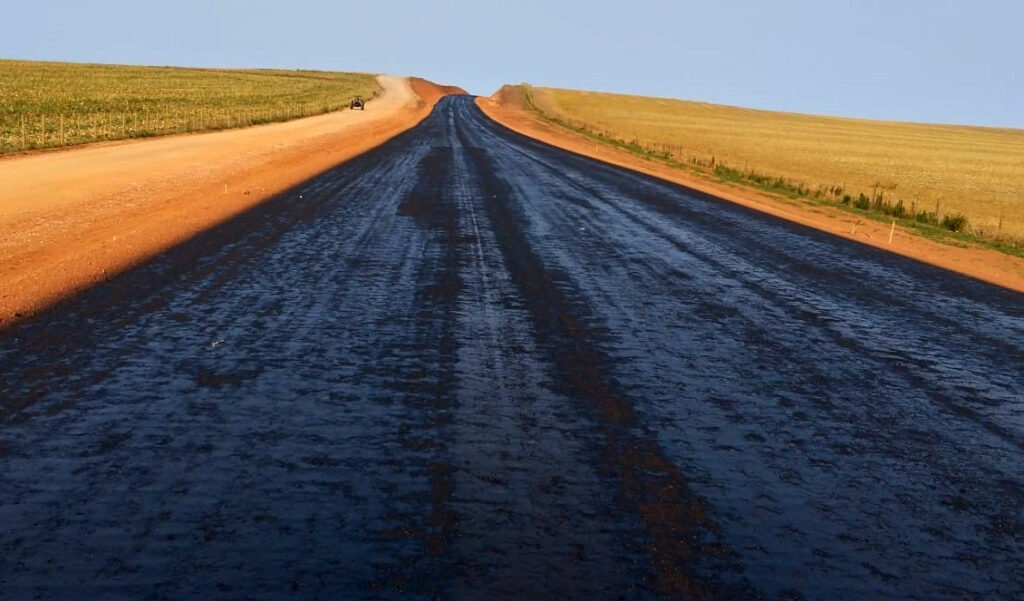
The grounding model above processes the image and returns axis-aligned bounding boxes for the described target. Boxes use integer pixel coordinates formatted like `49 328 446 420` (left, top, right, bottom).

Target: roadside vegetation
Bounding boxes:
0 59 379 153
519 85 1024 255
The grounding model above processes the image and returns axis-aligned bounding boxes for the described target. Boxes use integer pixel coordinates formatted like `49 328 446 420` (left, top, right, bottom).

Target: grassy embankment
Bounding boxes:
0 59 380 153
519 85 1024 255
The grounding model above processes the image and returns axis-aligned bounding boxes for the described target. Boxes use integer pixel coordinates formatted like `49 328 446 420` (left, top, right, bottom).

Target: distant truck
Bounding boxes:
350 95 365 111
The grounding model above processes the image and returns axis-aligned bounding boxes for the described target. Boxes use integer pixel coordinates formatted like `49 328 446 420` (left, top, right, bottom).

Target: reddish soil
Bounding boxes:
411 78 468 100
0 77 462 326
477 87 1024 294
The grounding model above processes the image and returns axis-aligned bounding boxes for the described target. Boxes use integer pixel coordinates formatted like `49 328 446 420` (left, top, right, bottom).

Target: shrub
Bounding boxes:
890 200 907 218
941 213 969 232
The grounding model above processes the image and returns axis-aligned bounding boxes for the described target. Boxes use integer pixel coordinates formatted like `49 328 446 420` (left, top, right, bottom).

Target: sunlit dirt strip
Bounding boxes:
1 96 1024 601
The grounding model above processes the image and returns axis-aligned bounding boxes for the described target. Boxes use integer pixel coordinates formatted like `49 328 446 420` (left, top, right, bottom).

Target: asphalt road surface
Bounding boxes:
2 96 1023 601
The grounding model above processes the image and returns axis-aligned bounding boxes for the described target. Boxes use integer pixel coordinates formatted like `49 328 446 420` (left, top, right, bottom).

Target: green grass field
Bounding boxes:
0 59 380 153
521 85 1024 249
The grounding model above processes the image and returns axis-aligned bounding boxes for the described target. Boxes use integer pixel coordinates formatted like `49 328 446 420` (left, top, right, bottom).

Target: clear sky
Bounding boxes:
3 0 1022 127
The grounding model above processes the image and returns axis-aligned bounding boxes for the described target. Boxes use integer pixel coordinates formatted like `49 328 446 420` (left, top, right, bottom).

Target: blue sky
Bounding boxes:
3 0 1022 127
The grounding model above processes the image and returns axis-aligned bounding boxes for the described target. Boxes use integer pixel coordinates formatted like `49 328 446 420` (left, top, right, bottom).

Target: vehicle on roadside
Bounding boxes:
350 95 365 110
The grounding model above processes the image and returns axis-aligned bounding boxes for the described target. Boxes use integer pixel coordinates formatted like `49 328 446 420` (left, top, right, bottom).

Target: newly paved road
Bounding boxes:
2 96 1023 600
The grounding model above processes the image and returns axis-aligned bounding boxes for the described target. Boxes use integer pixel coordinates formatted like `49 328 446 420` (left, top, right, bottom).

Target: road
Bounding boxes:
2 95 1022 600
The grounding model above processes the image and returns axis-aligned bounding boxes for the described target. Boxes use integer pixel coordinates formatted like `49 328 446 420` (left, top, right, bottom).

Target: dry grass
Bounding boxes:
0 59 379 153
525 86 1024 242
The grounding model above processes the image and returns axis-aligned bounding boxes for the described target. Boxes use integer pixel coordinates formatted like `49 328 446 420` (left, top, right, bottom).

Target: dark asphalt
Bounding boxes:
2 96 1023 600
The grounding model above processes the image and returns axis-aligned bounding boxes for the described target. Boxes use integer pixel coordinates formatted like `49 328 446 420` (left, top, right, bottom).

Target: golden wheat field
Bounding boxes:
0 59 379 153
527 86 1024 240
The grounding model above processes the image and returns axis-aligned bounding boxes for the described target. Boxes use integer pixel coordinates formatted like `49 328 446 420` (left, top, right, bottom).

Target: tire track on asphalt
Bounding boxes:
454 106 755 600
445 115 654 598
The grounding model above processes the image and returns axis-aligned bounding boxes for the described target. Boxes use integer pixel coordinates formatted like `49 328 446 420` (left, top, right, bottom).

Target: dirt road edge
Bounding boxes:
0 77 464 326
476 88 1024 294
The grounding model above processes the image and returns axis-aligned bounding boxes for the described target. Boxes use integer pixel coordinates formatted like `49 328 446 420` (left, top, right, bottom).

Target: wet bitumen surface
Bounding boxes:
2 96 1023 600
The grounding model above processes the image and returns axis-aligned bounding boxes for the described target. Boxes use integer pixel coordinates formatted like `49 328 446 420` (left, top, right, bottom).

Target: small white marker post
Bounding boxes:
889 220 896 244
